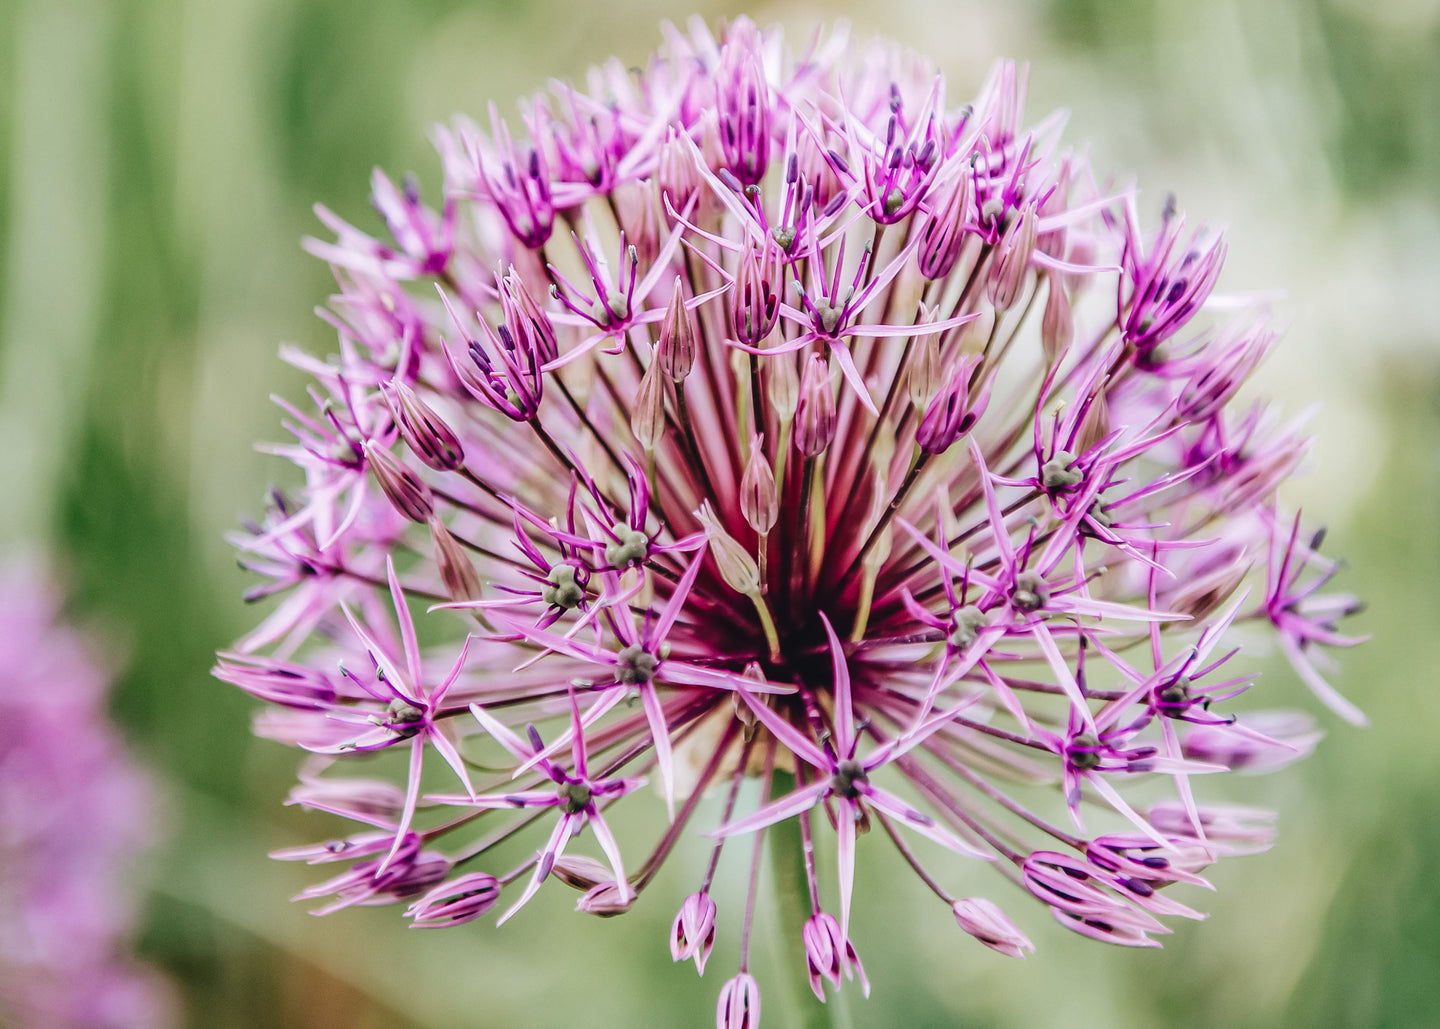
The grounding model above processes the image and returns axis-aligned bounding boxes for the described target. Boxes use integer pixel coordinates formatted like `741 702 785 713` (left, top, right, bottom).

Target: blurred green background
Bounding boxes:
1 0 1436 1025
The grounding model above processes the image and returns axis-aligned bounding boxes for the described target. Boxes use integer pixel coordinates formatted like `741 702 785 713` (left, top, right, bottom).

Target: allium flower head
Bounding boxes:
219 17 1365 1022
1 564 175 1029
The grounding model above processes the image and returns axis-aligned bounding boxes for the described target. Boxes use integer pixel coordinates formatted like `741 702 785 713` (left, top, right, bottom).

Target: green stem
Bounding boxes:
748 590 782 663
769 771 838 1029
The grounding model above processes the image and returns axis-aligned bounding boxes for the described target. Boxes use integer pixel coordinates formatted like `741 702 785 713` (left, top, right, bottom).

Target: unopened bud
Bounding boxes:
365 441 434 522
577 879 635 917
718 27 770 186
428 515 481 602
631 360 667 451
916 354 987 455
801 912 868 1001
1041 274 1073 368
696 501 760 595
657 129 702 211
733 243 779 346
917 170 974 280
794 355 836 457
952 898 1034 958
986 204 1037 310
1183 712 1323 773
1162 559 1250 622
697 109 726 175
1074 386 1110 456
614 179 660 265
740 435 778 535
717 973 761 1029
552 854 615 891
405 873 501 928
499 265 557 364
383 381 464 471
670 892 718 973
1037 159 1071 260
657 278 698 381
767 353 800 421
908 330 944 411
958 306 994 355
1063 238 1096 296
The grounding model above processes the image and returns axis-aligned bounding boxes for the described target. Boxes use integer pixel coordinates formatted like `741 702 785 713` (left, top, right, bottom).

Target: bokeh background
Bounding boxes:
2 0 1437 1025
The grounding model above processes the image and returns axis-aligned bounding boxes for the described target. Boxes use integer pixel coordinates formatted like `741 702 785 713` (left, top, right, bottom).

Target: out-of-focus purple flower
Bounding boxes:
221 16 1364 1022
0 564 176 1029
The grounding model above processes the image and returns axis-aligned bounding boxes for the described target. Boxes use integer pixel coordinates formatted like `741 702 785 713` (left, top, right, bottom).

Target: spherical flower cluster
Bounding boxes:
1 564 175 1029
216 17 1364 1021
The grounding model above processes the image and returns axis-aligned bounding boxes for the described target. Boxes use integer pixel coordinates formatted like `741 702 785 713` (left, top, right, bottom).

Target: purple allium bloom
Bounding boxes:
1 564 175 1029
218 17 1365 1021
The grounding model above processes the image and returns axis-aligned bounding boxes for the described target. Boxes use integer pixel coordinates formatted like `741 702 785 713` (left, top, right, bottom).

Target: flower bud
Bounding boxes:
1148 802 1276 854
794 355 835 457
364 441 434 522
440 289 542 422
1037 158 1071 260
499 264 557 365
552 854 617 890
952 898 1035 958
795 128 843 212
1063 237 1096 296
658 277 698 382
1041 273 1073 368
907 330 943 412
406 873 501 928
767 353 799 421
476 105 553 249
716 972 761 1029
916 354 987 455
383 381 464 471
577 879 635 917
802 912 869 1001
658 129 703 212
986 204 1037 310
1073 385 1110 457
733 242 780 347
717 22 769 187
696 501 760 596
740 436 778 535
614 179 661 265
671 892 718 974
958 306 994 355
287 777 406 824
1161 557 1250 622
631 360 667 451
1182 711 1323 773
917 168 974 280
428 515 481 602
